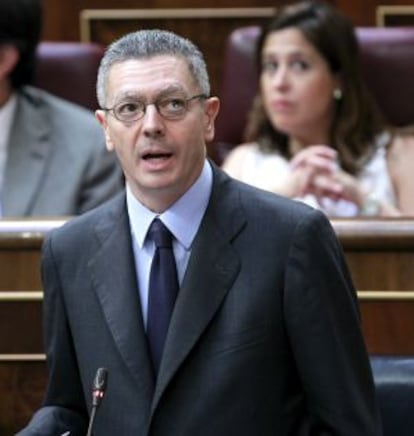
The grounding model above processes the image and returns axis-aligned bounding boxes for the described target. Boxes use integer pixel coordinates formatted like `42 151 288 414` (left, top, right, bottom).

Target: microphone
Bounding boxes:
86 367 108 436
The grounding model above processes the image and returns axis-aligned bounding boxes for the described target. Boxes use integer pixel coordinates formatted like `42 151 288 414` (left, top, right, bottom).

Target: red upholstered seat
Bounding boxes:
213 26 414 165
357 27 414 127
33 42 105 111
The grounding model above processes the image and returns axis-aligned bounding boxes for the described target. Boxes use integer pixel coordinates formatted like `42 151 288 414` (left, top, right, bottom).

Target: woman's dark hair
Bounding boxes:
244 0 385 174
0 0 43 88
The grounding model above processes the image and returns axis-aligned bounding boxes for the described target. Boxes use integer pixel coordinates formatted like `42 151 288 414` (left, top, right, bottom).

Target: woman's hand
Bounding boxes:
289 145 367 206
310 169 363 204
285 145 340 198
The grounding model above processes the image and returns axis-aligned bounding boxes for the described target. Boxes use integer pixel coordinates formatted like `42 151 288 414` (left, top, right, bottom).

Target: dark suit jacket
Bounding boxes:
18 163 381 435
2 86 123 216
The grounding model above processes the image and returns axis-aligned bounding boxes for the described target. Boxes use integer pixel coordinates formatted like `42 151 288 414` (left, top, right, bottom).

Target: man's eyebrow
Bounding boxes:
116 85 188 101
155 85 188 98
112 91 143 104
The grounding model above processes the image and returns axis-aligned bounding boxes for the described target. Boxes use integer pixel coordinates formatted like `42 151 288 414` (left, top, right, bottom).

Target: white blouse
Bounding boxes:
229 137 396 217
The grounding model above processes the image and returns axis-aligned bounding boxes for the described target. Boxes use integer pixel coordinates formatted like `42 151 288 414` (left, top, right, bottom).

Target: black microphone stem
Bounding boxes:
86 406 98 436
86 367 108 436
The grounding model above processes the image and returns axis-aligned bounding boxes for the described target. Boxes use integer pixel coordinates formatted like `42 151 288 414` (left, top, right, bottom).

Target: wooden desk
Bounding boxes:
1 217 413 432
334 218 414 355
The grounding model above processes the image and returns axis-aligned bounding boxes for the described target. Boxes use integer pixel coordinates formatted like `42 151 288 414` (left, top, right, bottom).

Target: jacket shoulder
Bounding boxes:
20 86 99 128
46 192 126 247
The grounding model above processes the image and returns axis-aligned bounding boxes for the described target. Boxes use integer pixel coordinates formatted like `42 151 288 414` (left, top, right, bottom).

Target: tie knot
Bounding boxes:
149 218 173 248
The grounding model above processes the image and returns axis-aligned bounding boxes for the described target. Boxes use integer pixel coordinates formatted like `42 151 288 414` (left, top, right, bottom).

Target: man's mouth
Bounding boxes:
142 152 172 160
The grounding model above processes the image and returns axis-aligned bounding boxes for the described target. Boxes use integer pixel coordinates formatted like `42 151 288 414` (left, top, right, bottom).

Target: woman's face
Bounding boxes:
260 27 340 144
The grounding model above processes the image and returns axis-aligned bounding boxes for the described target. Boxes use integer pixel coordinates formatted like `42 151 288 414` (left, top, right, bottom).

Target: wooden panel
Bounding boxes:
376 5 414 26
0 301 43 354
0 220 66 434
0 249 40 291
79 8 276 96
360 300 414 355
0 362 47 435
332 218 414 356
0 219 67 292
40 1 414 42
41 1 279 41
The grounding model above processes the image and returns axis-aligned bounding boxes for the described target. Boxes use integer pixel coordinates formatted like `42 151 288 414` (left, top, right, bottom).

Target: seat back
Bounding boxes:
371 355 414 436
33 42 105 111
213 26 414 164
358 28 414 127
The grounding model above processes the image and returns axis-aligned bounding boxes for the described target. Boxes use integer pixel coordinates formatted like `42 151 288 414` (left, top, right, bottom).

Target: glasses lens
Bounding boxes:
158 98 187 119
114 101 145 122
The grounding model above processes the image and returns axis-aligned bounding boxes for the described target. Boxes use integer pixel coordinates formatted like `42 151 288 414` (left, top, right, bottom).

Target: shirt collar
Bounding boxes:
126 160 213 249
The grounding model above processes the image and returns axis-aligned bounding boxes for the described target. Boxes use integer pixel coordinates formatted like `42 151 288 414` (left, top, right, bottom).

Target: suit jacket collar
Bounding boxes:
3 87 52 215
88 193 155 403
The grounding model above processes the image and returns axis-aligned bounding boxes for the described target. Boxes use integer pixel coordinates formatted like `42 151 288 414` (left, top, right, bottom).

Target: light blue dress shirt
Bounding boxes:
126 160 213 328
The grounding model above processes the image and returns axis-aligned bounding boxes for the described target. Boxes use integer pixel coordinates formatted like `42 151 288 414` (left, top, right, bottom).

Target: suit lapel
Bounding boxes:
3 89 52 215
151 165 246 413
89 195 155 397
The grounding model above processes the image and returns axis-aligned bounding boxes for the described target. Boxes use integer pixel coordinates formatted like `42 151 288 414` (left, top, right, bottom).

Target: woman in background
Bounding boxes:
222 0 414 216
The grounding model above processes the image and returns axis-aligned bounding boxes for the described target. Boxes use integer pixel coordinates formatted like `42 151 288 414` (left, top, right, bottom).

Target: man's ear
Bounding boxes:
0 45 19 79
204 97 220 143
95 110 115 152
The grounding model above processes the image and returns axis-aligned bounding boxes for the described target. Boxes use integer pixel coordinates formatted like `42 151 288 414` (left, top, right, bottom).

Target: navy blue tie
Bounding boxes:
147 218 179 373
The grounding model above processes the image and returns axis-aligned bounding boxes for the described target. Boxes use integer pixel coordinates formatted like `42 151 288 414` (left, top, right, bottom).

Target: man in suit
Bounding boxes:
0 0 122 216
18 29 381 435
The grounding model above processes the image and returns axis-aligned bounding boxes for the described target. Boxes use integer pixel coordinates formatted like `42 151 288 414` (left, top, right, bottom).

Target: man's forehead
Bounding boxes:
109 55 189 77
106 56 196 97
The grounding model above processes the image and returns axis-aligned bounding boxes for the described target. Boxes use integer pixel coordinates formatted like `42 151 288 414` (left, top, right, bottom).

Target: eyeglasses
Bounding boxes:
103 93 208 123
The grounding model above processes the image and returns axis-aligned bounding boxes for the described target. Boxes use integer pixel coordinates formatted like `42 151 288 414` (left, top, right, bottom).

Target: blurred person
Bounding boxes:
222 0 414 217
0 0 122 216
18 28 381 435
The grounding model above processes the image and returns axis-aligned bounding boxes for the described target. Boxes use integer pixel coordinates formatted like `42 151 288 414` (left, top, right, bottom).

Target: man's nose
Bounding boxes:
141 104 164 136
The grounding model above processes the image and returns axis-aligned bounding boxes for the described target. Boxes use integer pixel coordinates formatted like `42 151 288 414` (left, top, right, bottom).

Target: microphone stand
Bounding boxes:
86 367 108 436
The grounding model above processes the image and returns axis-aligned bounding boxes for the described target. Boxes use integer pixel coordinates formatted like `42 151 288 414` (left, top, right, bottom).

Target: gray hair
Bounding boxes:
96 29 210 108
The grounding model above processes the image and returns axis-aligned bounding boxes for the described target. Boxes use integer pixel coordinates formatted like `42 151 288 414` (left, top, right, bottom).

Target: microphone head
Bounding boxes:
93 367 108 392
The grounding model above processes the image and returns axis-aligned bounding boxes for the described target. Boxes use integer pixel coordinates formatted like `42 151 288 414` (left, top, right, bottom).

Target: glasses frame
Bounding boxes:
102 93 208 123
